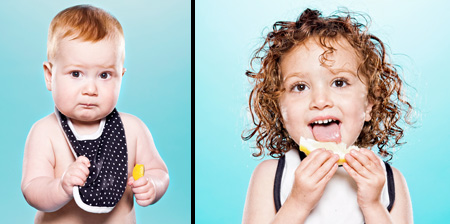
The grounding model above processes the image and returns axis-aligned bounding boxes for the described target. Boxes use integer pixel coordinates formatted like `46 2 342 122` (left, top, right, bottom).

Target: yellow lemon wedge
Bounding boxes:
299 137 359 165
133 164 145 180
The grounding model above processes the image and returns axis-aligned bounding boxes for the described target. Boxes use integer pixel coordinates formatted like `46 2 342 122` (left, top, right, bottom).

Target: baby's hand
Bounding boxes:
289 148 339 213
343 148 385 210
128 175 156 207
60 156 90 198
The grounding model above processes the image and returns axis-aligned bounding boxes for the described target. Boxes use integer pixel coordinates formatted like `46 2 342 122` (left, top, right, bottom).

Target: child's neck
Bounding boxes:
69 118 103 136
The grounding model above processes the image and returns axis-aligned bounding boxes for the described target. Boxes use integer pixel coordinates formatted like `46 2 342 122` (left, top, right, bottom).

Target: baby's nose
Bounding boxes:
82 80 98 96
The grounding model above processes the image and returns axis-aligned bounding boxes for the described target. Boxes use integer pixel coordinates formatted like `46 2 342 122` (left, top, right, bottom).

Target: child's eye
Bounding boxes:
291 82 309 92
71 71 80 78
332 79 348 88
99 72 111 79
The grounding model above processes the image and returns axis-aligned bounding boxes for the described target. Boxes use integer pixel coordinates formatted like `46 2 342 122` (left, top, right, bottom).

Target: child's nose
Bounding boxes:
82 80 98 96
309 87 333 110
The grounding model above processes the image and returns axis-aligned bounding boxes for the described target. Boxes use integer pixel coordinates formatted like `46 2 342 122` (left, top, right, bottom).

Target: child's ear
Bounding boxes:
43 62 53 91
44 61 52 91
365 101 374 122
122 68 126 77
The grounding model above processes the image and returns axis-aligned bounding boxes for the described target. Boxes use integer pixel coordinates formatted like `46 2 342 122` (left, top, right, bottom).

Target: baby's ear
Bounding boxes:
122 68 126 77
43 62 53 91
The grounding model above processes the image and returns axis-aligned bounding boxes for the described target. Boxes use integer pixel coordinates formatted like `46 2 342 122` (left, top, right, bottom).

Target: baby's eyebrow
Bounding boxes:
63 64 84 69
99 64 117 70
62 64 117 70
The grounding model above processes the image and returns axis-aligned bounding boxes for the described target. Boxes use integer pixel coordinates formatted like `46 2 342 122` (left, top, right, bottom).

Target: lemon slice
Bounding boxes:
299 137 359 165
133 164 145 180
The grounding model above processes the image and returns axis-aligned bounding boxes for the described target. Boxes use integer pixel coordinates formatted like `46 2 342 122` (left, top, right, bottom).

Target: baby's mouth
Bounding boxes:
80 103 96 108
309 119 342 143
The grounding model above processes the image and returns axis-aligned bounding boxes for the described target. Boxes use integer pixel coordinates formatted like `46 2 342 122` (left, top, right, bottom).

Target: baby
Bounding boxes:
242 9 413 223
21 5 169 223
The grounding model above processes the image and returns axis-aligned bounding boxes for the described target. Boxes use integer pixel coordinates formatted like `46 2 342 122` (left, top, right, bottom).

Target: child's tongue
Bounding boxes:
312 122 341 143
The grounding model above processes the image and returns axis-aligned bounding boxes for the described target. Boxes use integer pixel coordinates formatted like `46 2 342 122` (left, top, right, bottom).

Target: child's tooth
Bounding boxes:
314 119 336 125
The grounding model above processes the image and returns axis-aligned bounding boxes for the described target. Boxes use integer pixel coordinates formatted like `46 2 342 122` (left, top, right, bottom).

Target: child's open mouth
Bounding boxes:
309 118 341 143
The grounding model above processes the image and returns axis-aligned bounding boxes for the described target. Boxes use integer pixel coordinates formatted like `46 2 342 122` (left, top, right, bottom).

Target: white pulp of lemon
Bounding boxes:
299 137 359 165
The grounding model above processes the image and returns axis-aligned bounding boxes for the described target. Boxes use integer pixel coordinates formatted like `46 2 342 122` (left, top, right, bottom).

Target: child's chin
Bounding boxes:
73 113 103 123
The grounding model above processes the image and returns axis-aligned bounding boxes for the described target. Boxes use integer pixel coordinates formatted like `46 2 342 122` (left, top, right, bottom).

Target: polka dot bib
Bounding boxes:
55 108 128 213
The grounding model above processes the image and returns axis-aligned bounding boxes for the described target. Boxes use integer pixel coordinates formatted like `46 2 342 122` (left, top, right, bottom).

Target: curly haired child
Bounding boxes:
242 8 413 223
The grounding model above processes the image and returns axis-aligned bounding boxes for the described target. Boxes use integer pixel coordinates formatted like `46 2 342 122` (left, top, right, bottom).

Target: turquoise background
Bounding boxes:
0 0 190 223
196 0 449 223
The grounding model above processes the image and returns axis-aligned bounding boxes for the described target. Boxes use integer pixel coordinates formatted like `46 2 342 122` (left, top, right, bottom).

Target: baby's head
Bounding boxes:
44 5 125 122
244 9 412 160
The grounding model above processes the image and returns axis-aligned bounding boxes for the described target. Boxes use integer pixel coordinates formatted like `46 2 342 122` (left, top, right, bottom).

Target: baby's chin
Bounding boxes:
67 116 103 125
63 111 108 124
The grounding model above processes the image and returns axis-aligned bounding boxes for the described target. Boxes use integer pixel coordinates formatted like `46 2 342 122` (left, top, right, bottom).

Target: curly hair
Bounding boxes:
242 8 413 160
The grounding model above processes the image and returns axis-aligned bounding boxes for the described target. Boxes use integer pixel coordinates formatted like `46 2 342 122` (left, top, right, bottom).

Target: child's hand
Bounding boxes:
343 148 385 210
60 156 90 197
128 175 156 207
288 148 339 213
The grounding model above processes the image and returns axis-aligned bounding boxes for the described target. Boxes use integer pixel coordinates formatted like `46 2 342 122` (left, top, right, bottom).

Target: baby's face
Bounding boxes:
278 38 373 147
45 37 125 122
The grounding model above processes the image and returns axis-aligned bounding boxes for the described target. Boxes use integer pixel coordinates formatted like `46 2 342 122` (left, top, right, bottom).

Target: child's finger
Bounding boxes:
299 148 325 168
70 175 87 186
360 148 382 167
133 186 150 195
357 148 382 175
311 153 339 183
132 176 149 187
74 162 90 177
302 149 332 177
135 190 152 200
345 152 370 179
317 162 338 186
342 161 366 182
73 169 90 183
136 198 152 206
132 178 150 190
342 162 358 180
350 149 371 166
133 183 151 195
127 176 135 186
76 156 91 167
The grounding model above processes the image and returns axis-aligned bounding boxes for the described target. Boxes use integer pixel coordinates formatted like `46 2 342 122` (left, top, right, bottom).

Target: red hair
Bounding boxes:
47 4 124 61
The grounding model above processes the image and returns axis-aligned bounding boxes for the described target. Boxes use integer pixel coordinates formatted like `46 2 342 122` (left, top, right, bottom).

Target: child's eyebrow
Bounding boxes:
328 68 358 76
99 64 118 70
63 64 84 68
63 64 117 70
283 72 305 81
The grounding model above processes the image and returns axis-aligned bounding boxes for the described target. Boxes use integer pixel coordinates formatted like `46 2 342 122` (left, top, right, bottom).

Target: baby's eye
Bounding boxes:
291 83 309 92
332 79 348 88
99 72 111 79
71 71 80 78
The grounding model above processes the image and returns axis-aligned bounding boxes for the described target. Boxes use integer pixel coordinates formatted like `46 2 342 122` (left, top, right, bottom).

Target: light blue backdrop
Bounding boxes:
0 0 190 223
196 0 449 223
